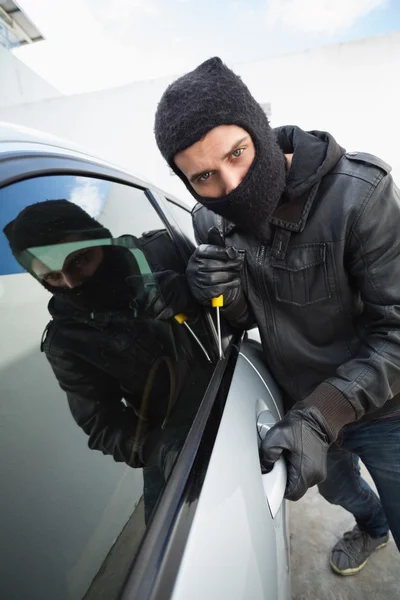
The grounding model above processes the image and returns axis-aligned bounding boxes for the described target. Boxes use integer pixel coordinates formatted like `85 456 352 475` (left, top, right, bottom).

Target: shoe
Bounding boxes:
330 525 389 576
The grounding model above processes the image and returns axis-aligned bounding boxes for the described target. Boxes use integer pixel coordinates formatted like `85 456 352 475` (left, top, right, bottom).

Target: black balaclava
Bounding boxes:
154 57 286 243
3 199 141 312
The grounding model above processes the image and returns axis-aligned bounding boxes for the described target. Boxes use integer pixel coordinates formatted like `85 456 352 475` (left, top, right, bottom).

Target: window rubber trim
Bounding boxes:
145 189 194 260
145 189 220 351
120 337 240 600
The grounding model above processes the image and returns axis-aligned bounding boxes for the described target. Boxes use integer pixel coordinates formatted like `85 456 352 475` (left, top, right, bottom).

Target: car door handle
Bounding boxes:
257 410 287 518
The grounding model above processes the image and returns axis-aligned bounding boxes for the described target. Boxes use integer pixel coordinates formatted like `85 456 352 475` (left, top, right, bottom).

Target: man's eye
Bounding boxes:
198 171 212 182
232 148 244 158
71 250 90 269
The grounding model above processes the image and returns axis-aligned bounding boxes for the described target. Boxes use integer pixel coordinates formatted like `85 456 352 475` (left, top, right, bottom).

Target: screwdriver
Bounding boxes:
211 295 224 359
174 313 212 362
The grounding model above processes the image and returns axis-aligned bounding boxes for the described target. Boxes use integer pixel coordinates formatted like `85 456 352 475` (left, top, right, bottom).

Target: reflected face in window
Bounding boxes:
32 239 104 289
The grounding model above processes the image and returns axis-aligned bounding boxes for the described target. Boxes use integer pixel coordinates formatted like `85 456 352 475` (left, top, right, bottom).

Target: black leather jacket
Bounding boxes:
193 126 400 434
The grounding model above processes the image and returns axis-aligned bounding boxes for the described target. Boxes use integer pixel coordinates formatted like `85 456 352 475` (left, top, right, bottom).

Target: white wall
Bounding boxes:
238 30 400 182
0 44 61 108
1 30 400 197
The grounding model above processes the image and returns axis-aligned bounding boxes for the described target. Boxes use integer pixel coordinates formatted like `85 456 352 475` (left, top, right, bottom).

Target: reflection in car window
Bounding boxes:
0 176 110 276
166 199 197 246
0 176 214 600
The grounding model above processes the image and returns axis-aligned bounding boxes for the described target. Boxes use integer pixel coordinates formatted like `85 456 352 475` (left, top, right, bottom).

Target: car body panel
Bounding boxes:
171 336 290 600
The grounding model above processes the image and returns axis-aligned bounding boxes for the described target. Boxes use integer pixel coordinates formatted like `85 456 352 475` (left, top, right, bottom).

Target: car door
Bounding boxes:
156 196 290 600
0 142 288 600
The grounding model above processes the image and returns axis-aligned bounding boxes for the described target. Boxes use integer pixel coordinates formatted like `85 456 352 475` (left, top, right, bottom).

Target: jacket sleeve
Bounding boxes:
305 173 400 433
46 351 147 467
192 204 256 330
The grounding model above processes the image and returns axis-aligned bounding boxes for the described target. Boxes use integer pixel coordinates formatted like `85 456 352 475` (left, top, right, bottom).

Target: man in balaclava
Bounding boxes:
154 57 400 573
4 198 138 310
4 199 202 522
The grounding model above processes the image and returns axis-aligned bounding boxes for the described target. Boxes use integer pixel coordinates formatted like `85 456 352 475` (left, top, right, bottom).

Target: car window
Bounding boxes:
165 199 197 246
0 174 215 600
0 176 111 276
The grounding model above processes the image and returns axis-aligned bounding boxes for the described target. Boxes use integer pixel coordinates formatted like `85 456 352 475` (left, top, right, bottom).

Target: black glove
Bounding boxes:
260 402 336 501
128 270 196 320
186 244 244 307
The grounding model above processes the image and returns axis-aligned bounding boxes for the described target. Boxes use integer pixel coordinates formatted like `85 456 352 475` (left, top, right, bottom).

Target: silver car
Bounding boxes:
0 122 290 600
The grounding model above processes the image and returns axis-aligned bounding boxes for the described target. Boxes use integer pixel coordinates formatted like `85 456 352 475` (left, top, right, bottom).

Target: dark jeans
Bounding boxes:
318 413 400 550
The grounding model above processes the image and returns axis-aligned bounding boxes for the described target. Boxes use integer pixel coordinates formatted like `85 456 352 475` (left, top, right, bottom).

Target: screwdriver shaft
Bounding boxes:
216 306 222 359
183 321 212 363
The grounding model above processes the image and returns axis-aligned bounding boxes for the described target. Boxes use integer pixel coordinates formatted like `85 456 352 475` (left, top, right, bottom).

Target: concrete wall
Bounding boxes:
0 44 61 109
1 30 399 202
240 30 400 182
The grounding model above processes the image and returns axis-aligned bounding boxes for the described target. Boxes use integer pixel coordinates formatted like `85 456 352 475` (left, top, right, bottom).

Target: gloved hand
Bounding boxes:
147 270 197 320
260 402 336 501
186 244 244 307
128 270 196 320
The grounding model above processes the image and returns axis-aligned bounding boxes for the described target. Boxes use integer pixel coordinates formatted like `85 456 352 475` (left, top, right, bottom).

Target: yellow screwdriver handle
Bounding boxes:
174 313 188 324
211 295 224 308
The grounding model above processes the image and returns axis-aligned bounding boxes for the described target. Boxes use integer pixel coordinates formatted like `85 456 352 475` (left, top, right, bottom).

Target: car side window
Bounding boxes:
165 198 197 246
0 174 215 600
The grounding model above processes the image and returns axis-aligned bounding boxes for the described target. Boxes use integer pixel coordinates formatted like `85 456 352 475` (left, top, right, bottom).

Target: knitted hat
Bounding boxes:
155 56 271 170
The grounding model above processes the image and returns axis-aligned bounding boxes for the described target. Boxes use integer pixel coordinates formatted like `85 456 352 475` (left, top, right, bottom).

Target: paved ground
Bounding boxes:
289 464 399 600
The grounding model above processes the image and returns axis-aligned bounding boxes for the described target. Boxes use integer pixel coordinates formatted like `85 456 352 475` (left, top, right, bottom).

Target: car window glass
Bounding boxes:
0 175 215 600
165 199 197 246
0 176 111 276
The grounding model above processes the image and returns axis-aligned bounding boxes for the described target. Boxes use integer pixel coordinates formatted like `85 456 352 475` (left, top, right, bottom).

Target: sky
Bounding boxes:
13 0 400 94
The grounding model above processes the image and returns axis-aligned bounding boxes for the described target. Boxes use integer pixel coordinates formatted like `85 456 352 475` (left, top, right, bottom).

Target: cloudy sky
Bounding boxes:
13 0 399 94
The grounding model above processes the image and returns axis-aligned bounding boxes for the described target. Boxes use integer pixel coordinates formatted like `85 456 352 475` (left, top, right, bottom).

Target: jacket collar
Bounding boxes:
269 182 321 233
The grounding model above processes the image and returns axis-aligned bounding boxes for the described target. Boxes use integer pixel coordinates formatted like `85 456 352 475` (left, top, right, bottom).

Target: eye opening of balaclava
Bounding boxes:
154 57 286 244
3 199 143 311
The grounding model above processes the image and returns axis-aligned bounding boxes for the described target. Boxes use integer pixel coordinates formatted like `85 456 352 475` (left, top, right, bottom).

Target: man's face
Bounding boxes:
174 125 256 198
31 235 104 289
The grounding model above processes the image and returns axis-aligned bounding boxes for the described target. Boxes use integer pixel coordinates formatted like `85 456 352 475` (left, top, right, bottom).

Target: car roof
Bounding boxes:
0 121 192 210
0 121 137 177
0 121 89 154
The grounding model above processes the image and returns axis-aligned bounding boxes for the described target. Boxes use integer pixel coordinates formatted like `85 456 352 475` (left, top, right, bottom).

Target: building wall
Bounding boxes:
240 30 400 182
0 44 61 109
0 31 399 199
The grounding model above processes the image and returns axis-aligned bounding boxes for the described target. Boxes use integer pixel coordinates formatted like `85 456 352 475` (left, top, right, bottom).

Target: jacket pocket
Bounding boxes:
271 243 331 306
